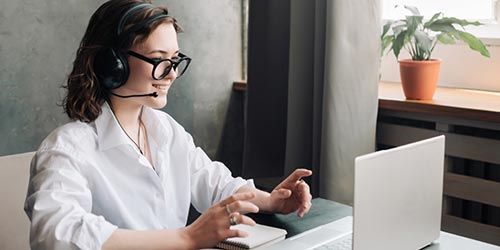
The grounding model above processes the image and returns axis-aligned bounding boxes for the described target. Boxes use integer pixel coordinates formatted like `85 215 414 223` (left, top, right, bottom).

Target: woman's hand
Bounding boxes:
268 168 313 217
183 192 259 249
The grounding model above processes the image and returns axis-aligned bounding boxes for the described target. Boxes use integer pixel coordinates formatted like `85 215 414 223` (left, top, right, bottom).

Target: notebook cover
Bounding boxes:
216 223 287 249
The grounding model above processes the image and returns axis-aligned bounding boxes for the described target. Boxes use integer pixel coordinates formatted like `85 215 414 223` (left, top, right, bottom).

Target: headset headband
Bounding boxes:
116 3 170 43
119 13 170 40
117 3 152 36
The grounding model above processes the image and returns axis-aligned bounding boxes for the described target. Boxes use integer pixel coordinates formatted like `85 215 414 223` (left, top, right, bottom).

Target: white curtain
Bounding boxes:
319 0 381 204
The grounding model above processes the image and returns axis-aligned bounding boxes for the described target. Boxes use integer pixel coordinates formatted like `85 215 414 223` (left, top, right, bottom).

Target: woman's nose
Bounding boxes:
163 67 178 82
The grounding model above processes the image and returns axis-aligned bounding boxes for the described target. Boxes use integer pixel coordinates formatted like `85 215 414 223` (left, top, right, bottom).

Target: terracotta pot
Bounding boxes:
398 59 441 100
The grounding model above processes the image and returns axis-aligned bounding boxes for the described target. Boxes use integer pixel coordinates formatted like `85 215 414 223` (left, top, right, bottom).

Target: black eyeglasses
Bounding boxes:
127 50 192 80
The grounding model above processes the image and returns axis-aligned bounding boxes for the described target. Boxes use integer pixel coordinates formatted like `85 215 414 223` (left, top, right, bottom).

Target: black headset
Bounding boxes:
94 3 170 90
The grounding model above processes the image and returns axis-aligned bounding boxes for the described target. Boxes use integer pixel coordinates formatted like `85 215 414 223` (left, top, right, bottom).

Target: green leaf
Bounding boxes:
381 35 394 56
404 5 420 15
427 22 457 33
424 12 442 28
457 31 491 57
406 15 424 37
412 30 433 60
434 17 482 28
448 32 461 40
427 18 483 35
436 33 456 44
382 20 394 38
414 30 433 53
392 22 406 37
392 30 407 59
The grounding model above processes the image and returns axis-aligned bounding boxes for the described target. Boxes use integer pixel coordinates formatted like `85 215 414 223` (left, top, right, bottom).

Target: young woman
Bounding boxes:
24 0 312 249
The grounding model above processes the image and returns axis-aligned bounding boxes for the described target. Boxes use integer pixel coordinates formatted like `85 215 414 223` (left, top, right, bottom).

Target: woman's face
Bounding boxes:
114 22 180 109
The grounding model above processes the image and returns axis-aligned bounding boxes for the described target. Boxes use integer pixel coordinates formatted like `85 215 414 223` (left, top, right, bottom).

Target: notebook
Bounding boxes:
216 223 287 250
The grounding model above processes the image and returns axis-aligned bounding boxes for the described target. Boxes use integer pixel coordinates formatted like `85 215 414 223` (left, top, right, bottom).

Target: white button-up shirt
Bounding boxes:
24 103 253 250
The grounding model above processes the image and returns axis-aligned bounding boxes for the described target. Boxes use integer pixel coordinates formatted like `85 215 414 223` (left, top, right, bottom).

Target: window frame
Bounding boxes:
380 0 500 93
381 0 500 45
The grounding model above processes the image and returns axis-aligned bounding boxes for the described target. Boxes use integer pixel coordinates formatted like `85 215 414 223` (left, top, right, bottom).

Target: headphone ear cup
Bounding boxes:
94 48 129 89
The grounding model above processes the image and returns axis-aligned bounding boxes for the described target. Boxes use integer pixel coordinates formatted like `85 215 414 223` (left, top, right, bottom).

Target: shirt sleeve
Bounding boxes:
185 132 255 213
24 149 117 250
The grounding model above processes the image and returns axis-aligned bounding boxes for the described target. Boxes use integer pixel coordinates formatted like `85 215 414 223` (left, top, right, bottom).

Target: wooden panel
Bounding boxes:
377 123 500 165
378 108 500 132
379 81 500 124
233 80 247 91
444 173 500 208
376 122 441 145
446 134 500 165
442 214 500 246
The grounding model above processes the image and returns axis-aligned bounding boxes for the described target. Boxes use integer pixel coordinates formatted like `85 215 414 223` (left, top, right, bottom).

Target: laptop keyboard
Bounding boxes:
313 234 352 250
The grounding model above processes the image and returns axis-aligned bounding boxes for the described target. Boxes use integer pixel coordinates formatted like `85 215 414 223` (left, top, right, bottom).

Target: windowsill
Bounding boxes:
379 81 500 124
233 80 248 91
234 80 500 123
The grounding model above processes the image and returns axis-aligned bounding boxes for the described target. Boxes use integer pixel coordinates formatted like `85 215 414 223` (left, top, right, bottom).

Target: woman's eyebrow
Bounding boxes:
147 49 180 55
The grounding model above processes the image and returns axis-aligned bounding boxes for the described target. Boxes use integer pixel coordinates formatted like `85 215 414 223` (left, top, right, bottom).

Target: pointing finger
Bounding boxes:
284 169 312 183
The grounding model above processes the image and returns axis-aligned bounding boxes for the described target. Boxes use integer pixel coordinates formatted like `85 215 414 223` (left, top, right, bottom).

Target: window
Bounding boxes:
382 0 500 42
382 0 495 20
380 0 500 92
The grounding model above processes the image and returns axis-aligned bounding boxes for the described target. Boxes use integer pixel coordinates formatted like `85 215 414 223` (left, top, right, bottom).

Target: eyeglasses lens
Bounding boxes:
154 59 190 79
175 59 189 77
154 60 172 79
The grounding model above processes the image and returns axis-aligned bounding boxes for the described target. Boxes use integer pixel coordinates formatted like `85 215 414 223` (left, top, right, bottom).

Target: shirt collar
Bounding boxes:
94 102 135 151
141 106 169 151
94 102 168 152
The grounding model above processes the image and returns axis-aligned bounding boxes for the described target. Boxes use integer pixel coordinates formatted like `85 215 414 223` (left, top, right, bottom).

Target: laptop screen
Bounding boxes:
353 135 445 250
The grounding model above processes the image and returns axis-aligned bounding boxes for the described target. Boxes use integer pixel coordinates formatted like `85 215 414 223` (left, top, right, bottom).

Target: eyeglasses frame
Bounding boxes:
127 50 192 80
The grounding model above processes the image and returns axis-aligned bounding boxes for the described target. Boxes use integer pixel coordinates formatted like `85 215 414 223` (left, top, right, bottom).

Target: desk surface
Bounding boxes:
251 198 351 238
251 198 500 250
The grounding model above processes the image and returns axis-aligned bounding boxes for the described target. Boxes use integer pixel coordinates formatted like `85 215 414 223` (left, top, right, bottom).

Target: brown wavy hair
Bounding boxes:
63 0 182 122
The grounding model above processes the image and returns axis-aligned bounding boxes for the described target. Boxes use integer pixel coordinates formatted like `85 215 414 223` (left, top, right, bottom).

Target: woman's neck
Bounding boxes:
109 98 144 130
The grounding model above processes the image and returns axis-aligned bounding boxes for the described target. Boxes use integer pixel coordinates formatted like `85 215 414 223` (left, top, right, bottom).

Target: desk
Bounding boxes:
250 198 351 238
250 198 500 250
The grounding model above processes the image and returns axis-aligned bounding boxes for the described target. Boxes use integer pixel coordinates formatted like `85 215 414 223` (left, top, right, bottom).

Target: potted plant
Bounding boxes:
381 6 490 100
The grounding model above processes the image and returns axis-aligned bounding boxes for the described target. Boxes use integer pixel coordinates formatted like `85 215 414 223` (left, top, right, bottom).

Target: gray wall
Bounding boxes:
0 0 242 158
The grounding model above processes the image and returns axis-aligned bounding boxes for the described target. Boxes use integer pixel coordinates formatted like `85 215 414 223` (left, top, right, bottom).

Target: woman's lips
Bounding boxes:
152 84 167 90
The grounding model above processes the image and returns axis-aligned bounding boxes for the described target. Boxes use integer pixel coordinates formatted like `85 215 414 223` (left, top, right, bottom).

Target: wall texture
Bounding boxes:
0 0 242 158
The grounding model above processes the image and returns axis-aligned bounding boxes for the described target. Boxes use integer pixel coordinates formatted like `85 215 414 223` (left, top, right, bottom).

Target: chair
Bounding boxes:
0 152 35 250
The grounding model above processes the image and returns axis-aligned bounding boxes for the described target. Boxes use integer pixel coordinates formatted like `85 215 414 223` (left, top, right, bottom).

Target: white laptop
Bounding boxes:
257 135 445 250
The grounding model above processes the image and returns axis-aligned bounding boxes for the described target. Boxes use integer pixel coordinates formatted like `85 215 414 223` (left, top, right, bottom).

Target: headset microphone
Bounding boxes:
111 92 158 98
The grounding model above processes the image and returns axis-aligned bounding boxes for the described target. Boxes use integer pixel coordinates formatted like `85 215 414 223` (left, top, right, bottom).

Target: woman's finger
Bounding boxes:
225 200 259 214
226 228 249 238
218 192 256 207
229 212 256 227
283 169 312 184
296 188 312 217
295 180 312 217
224 214 256 237
297 198 312 217
271 188 292 199
238 214 257 226
297 181 310 201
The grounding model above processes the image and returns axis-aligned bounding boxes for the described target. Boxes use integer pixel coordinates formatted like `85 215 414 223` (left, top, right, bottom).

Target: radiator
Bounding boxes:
377 108 500 246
